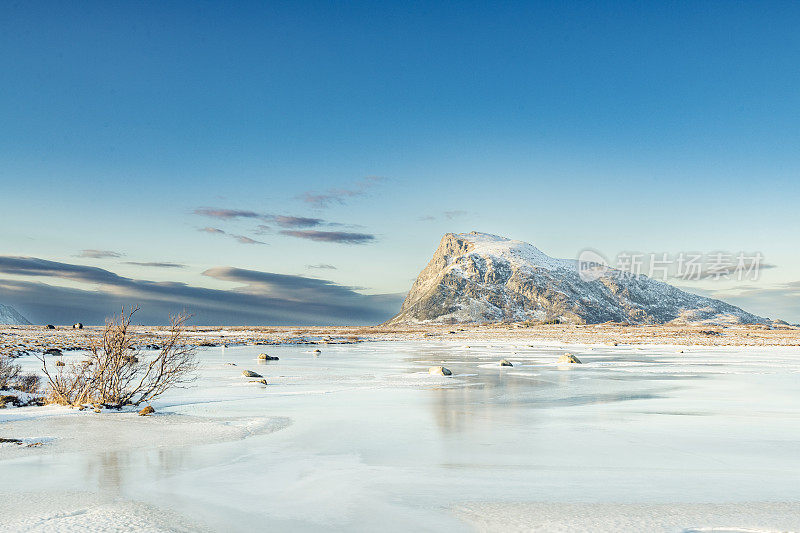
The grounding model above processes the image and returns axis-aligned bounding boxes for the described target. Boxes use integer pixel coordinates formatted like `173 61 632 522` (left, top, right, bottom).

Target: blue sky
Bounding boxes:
1 1 799 324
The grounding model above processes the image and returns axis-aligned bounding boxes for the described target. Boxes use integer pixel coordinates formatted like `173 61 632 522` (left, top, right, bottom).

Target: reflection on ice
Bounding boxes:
2 340 800 531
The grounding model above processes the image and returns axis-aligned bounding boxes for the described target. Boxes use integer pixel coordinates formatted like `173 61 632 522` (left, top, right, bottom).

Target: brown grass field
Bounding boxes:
2 322 799 357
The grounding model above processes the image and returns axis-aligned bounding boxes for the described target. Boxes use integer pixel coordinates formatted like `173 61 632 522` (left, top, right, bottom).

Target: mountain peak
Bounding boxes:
454 231 510 242
388 233 765 325
445 231 575 272
0 303 31 325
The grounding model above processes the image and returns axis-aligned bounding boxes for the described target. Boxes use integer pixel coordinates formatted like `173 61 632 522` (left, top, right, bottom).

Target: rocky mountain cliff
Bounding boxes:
387 232 766 325
0 304 31 325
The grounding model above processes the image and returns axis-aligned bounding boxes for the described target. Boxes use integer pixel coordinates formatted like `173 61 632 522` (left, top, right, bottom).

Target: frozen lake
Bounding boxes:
2 340 800 532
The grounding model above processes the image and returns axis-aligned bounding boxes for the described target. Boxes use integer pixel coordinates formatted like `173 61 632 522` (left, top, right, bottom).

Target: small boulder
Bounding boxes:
242 370 262 378
258 353 279 361
557 353 582 364
72 323 83 329
313 349 321 354
499 359 513 367
55 361 66 367
138 405 155 416
428 366 452 376
45 324 55 330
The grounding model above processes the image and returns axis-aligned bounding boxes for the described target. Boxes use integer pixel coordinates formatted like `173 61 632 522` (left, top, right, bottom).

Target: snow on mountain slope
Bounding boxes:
0 304 31 325
388 232 766 325
450 232 577 271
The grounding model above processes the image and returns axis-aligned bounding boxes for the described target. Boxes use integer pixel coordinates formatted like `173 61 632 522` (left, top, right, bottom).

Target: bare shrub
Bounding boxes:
0 355 41 393
15 373 41 393
40 307 198 408
0 355 22 390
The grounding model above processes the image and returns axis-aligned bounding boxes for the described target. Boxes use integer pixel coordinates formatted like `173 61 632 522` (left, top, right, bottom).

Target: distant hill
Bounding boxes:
0 304 32 325
388 232 766 325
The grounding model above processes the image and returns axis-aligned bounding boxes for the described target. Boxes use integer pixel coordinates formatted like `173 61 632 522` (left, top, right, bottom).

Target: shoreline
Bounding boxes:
2 323 799 357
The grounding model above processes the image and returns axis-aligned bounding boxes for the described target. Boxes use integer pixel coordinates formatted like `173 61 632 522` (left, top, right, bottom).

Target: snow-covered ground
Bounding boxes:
2 341 800 532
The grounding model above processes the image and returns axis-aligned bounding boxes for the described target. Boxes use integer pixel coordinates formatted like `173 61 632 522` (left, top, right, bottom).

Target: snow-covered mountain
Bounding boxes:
388 232 766 325
0 304 31 325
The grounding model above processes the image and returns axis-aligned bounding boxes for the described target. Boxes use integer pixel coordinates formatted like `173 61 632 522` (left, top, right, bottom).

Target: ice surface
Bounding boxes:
2 341 800 531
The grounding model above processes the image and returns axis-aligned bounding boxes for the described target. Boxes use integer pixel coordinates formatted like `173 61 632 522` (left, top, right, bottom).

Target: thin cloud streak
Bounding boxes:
197 227 264 245
193 208 262 220
232 235 264 245
279 230 376 244
76 249 123 259
195 209 340 229
123 262 187 269
273 216 324 228
418 210 469 222
299 176 384 208
199 227 226 234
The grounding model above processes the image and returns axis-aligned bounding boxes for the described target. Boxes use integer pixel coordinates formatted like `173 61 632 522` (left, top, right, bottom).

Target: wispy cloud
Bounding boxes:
194 207 372 244
197 227 264 245
232 235 264 245
199 227 226 235
418 210 469 222
444 210 468 220
76 249 123 259
196 209 332 228
273 216 324 228
307 264 337 270
279 230 375 244
193 208 262 220
123 262 187 269
0 256 403 325
299 176 384 208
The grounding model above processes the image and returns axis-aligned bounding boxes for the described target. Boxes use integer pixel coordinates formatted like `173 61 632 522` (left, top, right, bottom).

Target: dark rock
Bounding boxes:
499 359 513 367
557 353 582 364
258 353 279 361
45 324 55 330
72 323 83 329
242 370 262 378
44 348 63 356
428 366 452 376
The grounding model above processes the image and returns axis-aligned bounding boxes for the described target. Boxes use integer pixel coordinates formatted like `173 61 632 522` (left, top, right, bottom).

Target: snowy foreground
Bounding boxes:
2 340 800 532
